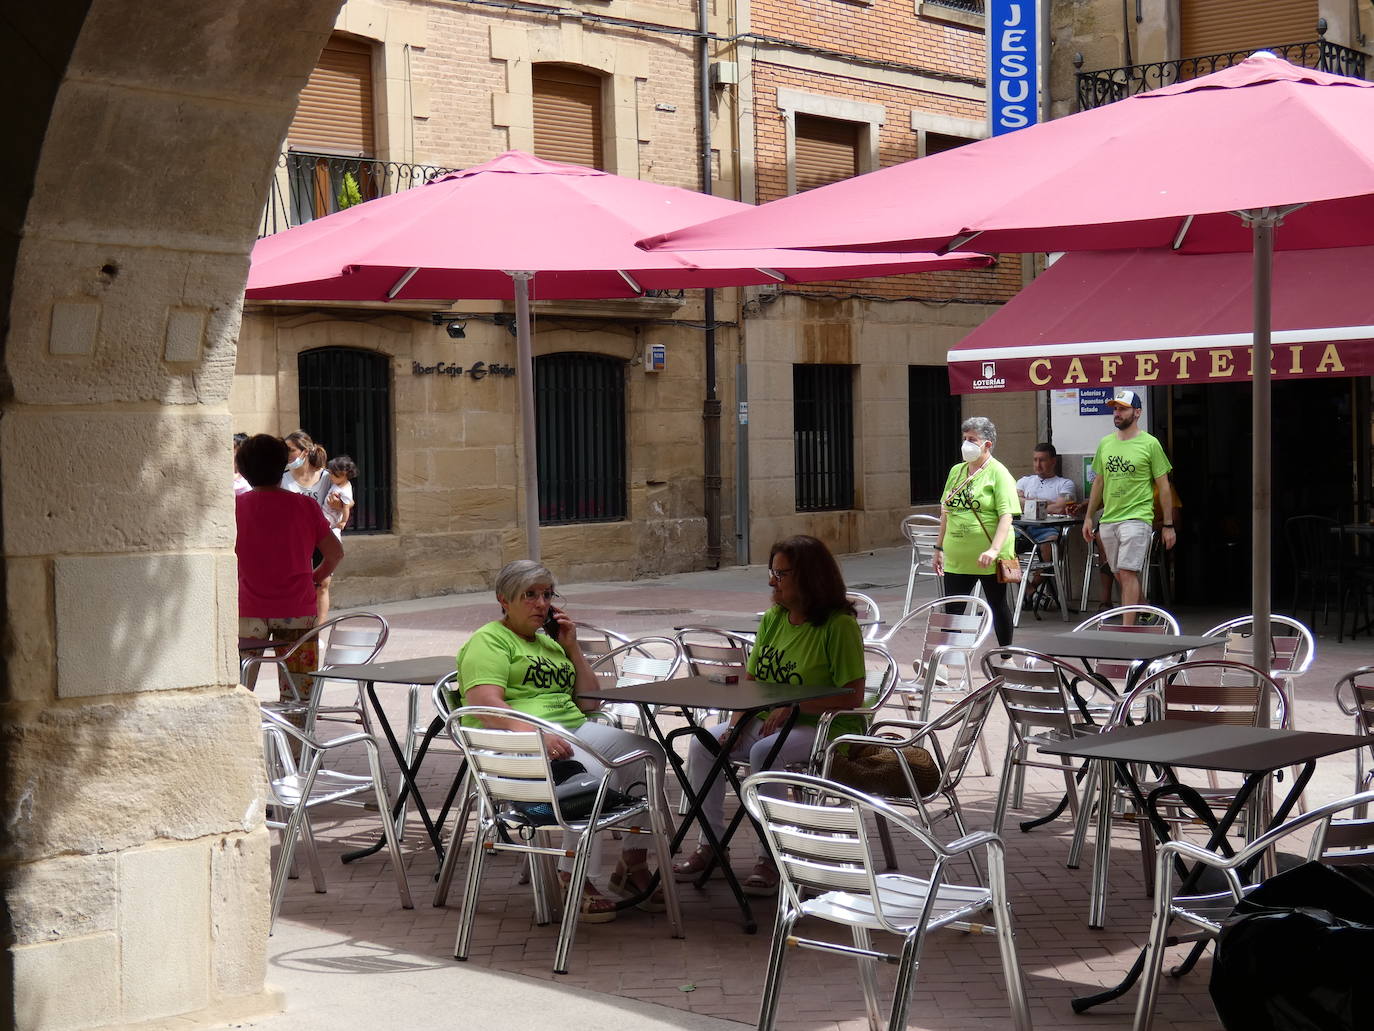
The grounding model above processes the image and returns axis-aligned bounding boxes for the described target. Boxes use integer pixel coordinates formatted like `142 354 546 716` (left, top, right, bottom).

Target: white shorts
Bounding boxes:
1098 519 1152 573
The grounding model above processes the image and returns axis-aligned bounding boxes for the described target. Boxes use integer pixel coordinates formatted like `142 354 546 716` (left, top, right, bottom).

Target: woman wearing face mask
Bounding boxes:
281 430 335 619
932 416 1020 646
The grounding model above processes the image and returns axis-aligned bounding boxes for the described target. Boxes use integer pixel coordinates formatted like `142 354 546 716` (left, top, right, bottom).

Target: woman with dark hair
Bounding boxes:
932 416 1020 646
672 535 865 895
282 430 336 620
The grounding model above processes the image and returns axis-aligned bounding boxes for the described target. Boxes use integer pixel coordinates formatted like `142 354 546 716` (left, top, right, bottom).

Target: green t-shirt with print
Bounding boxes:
455 620 585 728
940 458 1021 575
1093 431 1172 524
748 605 867 739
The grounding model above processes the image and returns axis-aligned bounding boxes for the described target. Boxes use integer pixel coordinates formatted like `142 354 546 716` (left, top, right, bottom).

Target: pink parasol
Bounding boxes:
644 54 1374 655
247 150 991 557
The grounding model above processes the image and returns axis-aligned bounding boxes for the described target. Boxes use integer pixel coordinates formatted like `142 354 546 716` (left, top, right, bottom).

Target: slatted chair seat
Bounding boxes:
868 595 993 725
588 635 683 732
742 772 1032 1031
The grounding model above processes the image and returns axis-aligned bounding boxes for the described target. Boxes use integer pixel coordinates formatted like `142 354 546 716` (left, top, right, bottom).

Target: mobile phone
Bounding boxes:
543 609 561 638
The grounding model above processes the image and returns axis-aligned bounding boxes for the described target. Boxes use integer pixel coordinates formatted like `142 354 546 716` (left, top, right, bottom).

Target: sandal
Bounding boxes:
742 857 780 897
557 873 617 923
608 859 667 912
671 845 720 882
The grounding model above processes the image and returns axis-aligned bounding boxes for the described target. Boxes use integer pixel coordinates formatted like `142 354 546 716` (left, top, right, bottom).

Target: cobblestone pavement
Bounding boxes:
248 548 1374 1031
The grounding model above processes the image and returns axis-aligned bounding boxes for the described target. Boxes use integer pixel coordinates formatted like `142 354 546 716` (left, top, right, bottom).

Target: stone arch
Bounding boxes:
3 2 346 1027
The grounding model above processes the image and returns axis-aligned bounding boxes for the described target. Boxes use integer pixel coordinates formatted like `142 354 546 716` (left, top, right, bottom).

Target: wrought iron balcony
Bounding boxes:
1076 37 1367 111
924 0 983 12
258 151 456 237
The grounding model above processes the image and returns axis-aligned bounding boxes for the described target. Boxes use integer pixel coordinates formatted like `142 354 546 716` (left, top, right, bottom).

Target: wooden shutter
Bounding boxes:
532 65 604 169
287 35 376 155
1181 0 1319 58
794 115 859 194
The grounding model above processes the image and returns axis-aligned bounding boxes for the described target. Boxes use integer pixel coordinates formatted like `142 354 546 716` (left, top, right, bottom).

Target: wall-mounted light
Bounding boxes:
445 320 466 339
430 312 467 339
493 314 519 337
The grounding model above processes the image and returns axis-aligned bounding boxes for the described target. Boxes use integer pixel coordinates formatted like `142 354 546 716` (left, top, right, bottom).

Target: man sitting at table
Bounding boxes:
1016 443 1079 600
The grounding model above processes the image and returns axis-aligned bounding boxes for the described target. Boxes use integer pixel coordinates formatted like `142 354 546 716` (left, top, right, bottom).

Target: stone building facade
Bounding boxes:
237 0 1048 603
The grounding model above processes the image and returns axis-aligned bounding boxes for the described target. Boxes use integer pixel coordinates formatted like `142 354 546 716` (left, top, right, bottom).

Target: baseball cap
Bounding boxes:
1107 389 1142 409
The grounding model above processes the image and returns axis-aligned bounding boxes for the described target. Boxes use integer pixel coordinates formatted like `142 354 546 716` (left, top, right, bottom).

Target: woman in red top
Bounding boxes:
236 434 343 707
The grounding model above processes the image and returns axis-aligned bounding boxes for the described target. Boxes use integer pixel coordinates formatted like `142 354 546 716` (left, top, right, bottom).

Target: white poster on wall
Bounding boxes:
1050 386 1149 487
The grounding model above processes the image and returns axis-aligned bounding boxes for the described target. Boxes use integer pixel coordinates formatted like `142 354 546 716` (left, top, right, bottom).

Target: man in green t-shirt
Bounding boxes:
1081 390 1176 620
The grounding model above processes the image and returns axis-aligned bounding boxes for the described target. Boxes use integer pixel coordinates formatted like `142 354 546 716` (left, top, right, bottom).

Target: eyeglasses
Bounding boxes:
519 589 560 603
767 568 794 581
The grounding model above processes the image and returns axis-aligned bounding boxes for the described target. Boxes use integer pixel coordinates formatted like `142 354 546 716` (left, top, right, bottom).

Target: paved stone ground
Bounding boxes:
249 549 1374 1031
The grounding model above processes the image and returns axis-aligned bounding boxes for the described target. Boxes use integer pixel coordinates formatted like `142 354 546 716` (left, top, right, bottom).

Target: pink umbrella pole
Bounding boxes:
510 272 541 560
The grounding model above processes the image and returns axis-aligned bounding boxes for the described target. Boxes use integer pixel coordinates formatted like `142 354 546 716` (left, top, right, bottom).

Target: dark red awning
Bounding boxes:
948 247 1374 394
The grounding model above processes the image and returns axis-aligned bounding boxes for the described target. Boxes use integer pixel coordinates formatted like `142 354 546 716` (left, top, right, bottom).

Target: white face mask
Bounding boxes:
961 439 985 463
288 455 306 471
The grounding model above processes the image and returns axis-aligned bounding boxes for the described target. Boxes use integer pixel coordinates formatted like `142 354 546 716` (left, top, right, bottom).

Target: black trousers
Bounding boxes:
942 570 1014 647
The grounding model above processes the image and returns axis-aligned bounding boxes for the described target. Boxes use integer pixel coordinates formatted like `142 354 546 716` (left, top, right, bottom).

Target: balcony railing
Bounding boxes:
1076 37 1367 111
258 151 456 237
924 0 983 12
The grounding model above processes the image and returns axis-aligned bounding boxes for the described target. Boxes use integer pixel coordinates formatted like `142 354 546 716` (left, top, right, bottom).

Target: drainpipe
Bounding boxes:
699 0 722 568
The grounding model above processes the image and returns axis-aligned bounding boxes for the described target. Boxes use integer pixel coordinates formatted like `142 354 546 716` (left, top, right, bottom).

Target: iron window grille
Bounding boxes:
535 353 627 524
297 347 394 533
794 364 855 512
909 365 963 505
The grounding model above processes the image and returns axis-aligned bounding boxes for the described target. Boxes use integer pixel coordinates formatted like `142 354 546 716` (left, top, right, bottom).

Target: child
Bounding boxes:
325 455 357 538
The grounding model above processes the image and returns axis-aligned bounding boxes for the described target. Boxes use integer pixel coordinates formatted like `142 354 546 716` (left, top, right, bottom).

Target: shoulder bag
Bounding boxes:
972 464 1022 584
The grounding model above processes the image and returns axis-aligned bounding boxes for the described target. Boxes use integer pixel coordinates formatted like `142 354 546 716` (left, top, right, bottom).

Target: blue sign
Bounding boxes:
1078 387 1113 415
988 0 1039 136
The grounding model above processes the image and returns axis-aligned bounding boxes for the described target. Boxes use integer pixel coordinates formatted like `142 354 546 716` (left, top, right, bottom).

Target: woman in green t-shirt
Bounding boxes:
670 536 866 896
932 416 1020 646
457 559 668 923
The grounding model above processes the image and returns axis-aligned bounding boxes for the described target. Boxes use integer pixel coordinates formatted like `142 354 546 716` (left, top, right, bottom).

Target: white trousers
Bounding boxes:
559 721 667 876
683 717 817 852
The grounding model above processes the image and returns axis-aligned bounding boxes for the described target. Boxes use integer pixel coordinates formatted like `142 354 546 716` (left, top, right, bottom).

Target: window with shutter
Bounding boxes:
532 65 605 170
794 115 860 194
1180 0 1318 58
923 132 975 158
288 34 376 156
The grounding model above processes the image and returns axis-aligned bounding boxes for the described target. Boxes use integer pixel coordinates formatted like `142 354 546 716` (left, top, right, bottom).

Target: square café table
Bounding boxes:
1030 721 1368 1012
580 675 849 933
316 655 457 864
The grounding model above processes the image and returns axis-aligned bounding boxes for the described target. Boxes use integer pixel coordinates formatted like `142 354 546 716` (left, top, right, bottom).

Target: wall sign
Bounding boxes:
987 0 1040 136
411 360 516 380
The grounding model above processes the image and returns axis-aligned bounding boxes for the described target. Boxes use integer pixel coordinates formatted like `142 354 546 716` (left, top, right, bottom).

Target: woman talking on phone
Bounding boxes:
932 416 1020 646
455 559 670 923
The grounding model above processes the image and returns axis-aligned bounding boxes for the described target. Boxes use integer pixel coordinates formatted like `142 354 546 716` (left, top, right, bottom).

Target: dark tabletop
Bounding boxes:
319 655 455 685
1029 721 1368 774
1014 630 1224 663
579 675 849 712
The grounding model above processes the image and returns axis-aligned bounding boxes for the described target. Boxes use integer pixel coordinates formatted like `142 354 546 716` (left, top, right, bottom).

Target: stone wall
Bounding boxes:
2 1 345 1027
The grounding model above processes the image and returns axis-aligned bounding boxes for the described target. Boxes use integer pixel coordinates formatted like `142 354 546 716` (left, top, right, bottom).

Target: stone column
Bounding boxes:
1 2 341 1028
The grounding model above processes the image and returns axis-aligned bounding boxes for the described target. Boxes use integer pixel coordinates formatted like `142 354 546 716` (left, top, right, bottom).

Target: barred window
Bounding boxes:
794 364 854 511
297 347 393 533
909 365 962 504
536 353 626 524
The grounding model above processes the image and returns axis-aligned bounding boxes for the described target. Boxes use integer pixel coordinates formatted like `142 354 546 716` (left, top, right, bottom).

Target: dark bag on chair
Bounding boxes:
512 761 644 824
1210 861 1374 1031
828 742 940 799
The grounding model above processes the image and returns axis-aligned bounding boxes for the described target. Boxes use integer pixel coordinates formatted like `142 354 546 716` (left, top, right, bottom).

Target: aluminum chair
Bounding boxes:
674 626 751 678
588 635 683 731
573 621 631 665
1071 605 1180 694
248 612 389 732
869 595 992 723
984 647 1112 840
261 708 412 929
442 705 683 974
1333 665 1374 799
1071 659 1294 914
822 681 999 878
1080 528 1158 610
900 513 945 617
1201 614 1315 706
1134 790 1374 1031
846 590 884 641
742 772 1032 1031
1012 523 1070 624
804 644 901 772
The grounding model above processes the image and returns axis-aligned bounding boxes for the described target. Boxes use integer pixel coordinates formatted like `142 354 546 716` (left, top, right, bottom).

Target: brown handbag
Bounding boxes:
827 741 941 798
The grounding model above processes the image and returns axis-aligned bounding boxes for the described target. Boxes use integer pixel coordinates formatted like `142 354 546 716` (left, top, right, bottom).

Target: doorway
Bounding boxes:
1160 376 1368 608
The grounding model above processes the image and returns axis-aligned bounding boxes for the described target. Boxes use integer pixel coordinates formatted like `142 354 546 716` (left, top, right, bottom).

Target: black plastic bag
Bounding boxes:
1210 861 1374 1031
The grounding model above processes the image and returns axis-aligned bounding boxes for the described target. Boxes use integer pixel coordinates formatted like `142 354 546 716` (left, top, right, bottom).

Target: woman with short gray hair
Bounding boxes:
931 416 1020 645
455 559 669 923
